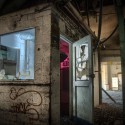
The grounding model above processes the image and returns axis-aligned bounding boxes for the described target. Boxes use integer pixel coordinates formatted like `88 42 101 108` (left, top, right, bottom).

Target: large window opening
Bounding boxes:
101 58 123 108
0 29 35 80
101 60 123 105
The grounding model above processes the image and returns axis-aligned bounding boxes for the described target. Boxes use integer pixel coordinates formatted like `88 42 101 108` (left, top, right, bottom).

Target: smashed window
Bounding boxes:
0 29 35 80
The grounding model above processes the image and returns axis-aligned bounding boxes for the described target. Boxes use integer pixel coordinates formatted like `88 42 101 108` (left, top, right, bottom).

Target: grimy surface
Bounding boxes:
94 90 123 125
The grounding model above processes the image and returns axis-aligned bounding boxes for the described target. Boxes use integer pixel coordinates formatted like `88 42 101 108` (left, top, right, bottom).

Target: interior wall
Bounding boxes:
0 4 52 125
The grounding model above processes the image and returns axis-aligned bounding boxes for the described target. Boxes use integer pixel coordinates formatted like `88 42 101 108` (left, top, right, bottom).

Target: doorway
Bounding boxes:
59 35 94 124
101 60 123 105
60 36 70 117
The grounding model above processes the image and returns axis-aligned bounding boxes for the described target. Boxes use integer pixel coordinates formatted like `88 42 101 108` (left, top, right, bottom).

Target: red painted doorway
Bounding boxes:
60 38 70 117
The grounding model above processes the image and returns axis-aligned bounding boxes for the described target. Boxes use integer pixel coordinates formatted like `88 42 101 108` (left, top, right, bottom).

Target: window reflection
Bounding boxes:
75 44 89 80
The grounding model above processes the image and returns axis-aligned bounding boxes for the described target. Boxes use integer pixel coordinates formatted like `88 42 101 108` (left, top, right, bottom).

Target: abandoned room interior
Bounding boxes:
0 0 125 125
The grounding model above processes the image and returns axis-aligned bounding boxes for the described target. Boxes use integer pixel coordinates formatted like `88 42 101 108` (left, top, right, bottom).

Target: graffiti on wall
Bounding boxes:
9 87 42 120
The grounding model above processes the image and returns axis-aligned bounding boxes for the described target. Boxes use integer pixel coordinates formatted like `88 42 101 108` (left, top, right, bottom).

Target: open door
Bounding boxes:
72 35 94 123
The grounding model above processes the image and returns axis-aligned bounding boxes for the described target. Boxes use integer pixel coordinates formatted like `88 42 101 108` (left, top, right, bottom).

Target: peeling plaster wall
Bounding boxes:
0 86 49 125
0 4 59 125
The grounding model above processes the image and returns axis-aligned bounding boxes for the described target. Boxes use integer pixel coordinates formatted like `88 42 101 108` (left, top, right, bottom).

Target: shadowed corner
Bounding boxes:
60 52 68 63
71 116 93 125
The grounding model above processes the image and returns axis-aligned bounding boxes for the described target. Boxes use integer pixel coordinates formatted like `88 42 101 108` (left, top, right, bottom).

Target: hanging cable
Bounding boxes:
74 0 81 13
94 0 103 50
86 0 90 27
100 24 118 44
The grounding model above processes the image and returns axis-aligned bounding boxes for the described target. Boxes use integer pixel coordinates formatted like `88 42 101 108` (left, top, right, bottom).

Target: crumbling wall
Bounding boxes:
0 86 49 125
0 4 55 125
50 10 60 125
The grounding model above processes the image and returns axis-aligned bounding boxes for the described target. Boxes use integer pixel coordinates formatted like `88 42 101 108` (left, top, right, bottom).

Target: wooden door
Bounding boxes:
72 35 94 123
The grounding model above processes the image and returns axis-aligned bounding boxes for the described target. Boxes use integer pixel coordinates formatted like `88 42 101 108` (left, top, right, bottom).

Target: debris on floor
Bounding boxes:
94 103 123 125
61 103 123 125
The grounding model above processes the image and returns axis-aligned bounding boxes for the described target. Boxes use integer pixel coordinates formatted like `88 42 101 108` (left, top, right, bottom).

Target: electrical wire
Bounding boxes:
100 24 118 44
74 0 81 13
94 0 103 50
99 0 119 45
86 0 90 27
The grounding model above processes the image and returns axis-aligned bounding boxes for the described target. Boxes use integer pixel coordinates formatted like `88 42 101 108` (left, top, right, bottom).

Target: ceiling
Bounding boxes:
0 0 124 50
0 0 121 16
